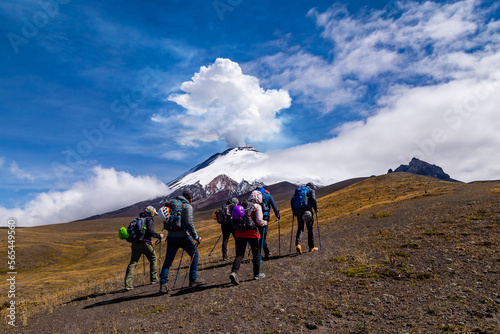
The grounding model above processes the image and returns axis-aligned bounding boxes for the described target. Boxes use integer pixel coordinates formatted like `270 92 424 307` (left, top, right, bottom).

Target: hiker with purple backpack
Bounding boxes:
229 190 268 285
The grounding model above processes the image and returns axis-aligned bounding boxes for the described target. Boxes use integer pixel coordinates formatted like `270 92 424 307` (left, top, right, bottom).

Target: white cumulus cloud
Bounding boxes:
154 58 291 147
0 166 171 227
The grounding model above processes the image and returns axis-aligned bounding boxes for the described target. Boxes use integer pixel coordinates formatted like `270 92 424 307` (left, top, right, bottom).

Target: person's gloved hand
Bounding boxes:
276 211 281 219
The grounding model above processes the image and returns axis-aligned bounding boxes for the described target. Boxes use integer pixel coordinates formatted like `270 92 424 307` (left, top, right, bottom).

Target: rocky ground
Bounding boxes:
8 181 500 333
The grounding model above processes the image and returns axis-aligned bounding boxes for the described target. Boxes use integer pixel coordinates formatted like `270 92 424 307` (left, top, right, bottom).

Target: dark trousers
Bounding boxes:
221 224 234 258
258 225 269 257
159 236 198 285
295 209 315 249
231 238 260 277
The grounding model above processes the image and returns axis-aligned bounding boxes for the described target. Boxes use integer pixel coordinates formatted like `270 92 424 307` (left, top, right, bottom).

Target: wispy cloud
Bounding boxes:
252 0 498 114
250 0 500 183
9 161 35 182
154 58 292 147
0 166 171 227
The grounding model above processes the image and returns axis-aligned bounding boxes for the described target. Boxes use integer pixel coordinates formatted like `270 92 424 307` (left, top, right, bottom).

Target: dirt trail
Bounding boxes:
8 181 500 333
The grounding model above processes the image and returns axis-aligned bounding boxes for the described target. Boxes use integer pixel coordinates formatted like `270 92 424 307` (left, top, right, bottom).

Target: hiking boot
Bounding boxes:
263 252 271 261
124 286 134 291
150 280 158 285
189 278 206 288
253 273 266 280
230 272 239 285
309 247 319 252
296 244 302 255
222 255 229 261
159 284 169 295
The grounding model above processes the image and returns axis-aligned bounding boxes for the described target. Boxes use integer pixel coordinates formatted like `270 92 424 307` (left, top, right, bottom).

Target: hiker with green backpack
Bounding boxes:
290 182 319 254
158 190 204 294
122 206 164 291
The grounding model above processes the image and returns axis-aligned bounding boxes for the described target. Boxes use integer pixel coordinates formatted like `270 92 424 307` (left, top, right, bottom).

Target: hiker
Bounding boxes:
124 206 164 291
220 197 238 261
290 182 319 254
229 190 267 285
159 190 204 294
255 187 280 260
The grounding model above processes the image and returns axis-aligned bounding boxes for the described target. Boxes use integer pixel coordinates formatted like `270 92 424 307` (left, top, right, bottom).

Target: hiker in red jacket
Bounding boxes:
229 190 267 285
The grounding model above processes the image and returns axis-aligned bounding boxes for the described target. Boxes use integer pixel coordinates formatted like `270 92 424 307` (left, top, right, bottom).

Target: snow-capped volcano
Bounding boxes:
168 145 268 190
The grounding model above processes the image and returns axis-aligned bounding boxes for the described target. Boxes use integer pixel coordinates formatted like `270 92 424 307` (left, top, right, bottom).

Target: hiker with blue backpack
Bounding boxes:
158 190 204 294
229 190 268 285
290 182 319 254
123 206 164 291
255 187 280 260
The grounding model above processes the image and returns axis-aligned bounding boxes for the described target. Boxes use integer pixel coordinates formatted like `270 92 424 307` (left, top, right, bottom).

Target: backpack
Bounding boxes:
292 186 309 209
255 187 270 216
216 204 233 225
262 193 271 218
232 200 257 232
161 198 185 231
126 217 147 243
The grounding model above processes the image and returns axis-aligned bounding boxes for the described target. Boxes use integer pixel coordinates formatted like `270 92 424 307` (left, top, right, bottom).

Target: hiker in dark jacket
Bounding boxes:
159 190 204 294
124 206 164 291
290 182 318 254
256 188 280 260
220 197 238 261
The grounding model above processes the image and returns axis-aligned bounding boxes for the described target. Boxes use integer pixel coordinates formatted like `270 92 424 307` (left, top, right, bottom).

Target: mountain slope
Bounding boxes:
168 145 267 190
10 174 499 333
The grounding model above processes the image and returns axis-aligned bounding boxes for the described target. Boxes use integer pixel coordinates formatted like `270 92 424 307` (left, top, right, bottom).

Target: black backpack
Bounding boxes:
232 200 257 232
216 204 234 226
126 217 147 243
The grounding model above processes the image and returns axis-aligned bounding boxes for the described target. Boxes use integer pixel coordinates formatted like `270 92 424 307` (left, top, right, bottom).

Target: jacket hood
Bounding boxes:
248 190 262 204
175 195 189 203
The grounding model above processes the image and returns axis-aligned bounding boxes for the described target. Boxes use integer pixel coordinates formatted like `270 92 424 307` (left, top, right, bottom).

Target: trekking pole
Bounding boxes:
278 218 281 256
289 215 294 252
172 250 185 289
316 212 322 250
155 238 162 270
209 233 222 257
258 226 267 280
181 242 198 288
142 254 146 285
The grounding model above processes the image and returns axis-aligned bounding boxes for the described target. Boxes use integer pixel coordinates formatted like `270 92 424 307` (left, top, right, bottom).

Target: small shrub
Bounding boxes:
330 256 346 263
438 325 455 331
371 212 392 219
332 311 342 318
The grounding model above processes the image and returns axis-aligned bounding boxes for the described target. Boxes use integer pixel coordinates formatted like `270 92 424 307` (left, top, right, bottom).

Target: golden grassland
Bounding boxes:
0 173 465 319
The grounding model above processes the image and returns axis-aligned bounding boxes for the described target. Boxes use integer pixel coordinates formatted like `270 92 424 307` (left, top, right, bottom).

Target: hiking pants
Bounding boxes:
221 224 234 259
231 237 260 277
124 241 158 288
159 236 198 285
258 225 270 257
295 209 315 249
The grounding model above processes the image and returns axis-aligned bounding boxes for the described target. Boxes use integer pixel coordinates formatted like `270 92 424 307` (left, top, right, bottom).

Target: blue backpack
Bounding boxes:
293 186 309 209
256 187 270 215
126 217 147 243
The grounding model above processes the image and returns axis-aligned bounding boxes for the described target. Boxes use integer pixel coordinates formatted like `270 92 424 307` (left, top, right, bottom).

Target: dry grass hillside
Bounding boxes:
1 172 499 333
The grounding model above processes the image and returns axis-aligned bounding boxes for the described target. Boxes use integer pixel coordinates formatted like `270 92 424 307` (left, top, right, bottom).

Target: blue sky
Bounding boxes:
1 0 500 226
